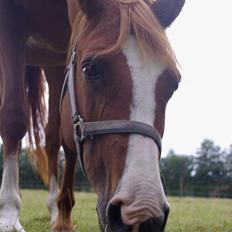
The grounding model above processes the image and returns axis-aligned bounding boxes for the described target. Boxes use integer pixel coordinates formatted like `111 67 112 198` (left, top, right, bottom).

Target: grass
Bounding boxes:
166 197 232 232
19 190 232 232
20 190 99 232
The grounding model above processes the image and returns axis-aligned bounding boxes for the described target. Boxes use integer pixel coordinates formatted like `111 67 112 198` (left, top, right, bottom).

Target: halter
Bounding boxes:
61 48 162 175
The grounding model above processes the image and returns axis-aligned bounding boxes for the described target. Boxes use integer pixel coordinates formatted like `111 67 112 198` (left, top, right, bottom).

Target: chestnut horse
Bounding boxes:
0 1 70 231
56 0 185 231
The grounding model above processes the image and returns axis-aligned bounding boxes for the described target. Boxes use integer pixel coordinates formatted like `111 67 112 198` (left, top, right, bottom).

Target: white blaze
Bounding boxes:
124 38 164 126
112 36 167 225
123 35 165 176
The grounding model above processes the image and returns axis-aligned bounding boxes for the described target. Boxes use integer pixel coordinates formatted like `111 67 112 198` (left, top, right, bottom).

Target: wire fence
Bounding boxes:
18 181 232 199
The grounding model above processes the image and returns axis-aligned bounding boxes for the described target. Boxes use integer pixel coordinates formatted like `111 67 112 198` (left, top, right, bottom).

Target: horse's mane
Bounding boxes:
69 0 178 75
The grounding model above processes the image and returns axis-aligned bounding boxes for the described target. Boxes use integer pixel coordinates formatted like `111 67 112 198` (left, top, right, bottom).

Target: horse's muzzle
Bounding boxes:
106 203 169 232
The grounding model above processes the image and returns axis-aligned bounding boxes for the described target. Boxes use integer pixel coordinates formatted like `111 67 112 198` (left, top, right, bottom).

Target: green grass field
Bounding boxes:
20 190 232 232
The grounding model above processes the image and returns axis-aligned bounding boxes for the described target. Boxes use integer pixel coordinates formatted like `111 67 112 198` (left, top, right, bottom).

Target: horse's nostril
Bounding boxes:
107 201 170 232
162 206 170 230
107 203 122 228
138 206 170 232
107 203 132 232
139 216 164 232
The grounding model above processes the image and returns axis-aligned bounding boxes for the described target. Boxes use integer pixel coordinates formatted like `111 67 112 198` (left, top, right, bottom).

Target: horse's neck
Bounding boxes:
25 0 70 50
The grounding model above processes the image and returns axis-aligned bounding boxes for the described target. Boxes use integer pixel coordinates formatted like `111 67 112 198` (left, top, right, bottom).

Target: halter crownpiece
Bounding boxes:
61 49 162 176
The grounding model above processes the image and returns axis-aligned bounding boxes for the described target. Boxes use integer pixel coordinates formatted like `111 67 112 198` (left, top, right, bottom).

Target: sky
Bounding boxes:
163 0 232 156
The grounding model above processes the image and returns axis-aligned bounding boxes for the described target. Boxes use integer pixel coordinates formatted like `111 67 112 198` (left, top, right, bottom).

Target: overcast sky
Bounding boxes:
163 0 232 156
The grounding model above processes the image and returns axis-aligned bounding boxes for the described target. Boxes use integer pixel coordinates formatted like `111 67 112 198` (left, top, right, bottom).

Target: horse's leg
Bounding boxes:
0 145 24 232
0 2 29 232
51 145 77 232
44 66 65 225
0 64 27 232
0 57 27 230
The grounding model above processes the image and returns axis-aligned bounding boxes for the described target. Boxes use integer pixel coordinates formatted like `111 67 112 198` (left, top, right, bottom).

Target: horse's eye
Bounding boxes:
81 59 104 80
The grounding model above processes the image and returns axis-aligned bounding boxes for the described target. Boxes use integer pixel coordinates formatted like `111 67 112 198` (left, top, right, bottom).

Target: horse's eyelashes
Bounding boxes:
81 58 105 81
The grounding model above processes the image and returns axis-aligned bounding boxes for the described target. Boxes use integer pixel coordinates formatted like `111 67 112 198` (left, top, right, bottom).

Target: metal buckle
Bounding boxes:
104 225 108 232
74 132 81 156
73 115 85 141
74 132 87 176
73 115 87 176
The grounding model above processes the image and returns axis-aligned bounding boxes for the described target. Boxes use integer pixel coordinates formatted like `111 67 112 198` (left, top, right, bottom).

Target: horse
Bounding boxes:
0 1 70 231
56 0 185 231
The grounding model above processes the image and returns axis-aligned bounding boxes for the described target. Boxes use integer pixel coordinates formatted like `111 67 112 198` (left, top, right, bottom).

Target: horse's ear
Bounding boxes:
150 0 185 28
77 0 104 18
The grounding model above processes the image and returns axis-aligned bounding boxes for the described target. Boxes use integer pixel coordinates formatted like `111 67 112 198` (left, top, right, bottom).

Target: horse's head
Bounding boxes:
63 0 184 231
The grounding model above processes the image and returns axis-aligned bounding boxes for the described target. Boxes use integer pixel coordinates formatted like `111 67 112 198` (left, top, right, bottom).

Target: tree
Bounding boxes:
194 139 228 197
160 150 194 196
225 145 232 178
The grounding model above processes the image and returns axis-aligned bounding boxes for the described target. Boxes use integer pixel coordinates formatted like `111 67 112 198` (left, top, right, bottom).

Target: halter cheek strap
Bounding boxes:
61 49 162 176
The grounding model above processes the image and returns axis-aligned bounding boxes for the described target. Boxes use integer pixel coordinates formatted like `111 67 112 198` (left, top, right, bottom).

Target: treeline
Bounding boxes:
0 146 90 191
161 139 232 198
0 146 44 189
0 139 231 198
